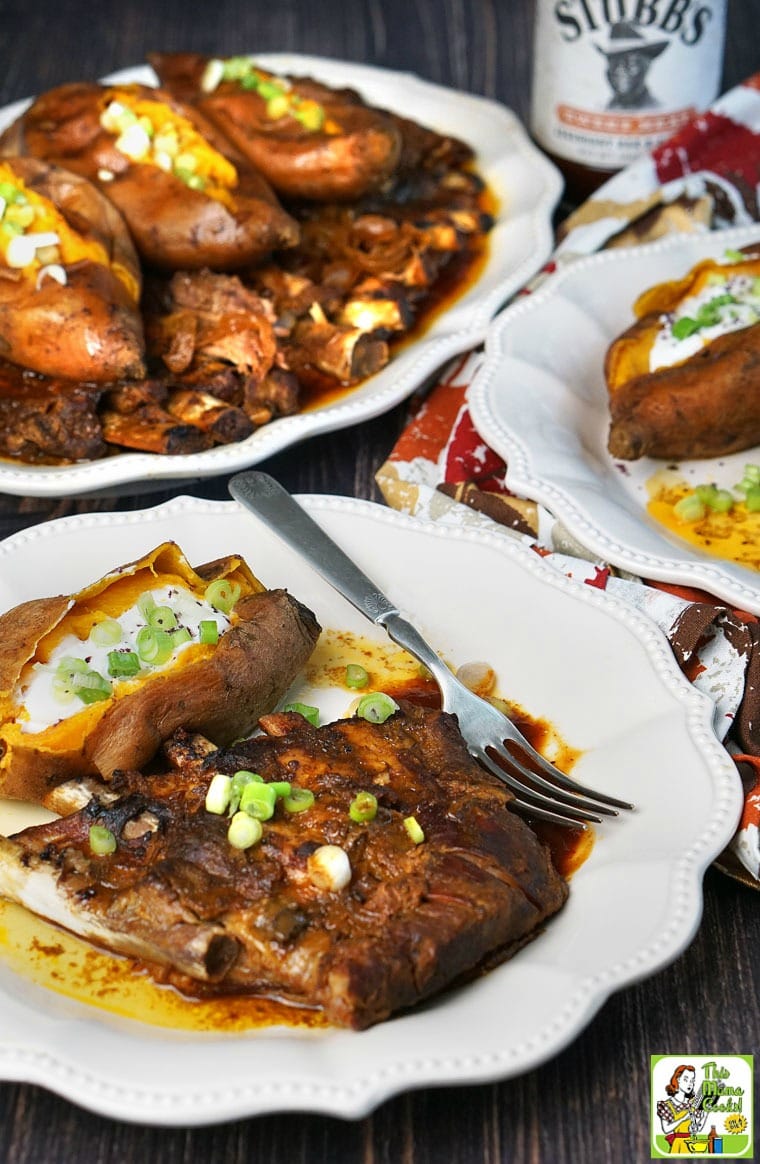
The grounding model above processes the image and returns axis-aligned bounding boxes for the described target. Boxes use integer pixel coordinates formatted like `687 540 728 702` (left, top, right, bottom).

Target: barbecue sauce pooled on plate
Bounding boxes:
0 630 590 1028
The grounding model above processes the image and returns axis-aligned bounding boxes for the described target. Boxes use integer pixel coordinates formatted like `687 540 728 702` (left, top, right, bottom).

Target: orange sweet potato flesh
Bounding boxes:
605 251 760 459
0 82 300 270
0 157 145 381
149 52 402 202
0 542 321 803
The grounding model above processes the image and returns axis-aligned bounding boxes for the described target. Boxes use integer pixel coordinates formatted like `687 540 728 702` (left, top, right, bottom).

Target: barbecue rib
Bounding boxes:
0 704 568 1029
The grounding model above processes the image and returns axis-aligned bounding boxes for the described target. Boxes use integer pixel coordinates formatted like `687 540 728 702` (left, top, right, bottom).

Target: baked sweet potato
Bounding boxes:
606 248 760 459
0 82 300 270
0 542 320 802
0 156 144 381
149 52 402 202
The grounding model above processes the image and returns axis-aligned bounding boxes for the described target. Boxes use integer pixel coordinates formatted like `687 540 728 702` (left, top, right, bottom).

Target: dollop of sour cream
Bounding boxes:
650 272 760 371
18 584 230 734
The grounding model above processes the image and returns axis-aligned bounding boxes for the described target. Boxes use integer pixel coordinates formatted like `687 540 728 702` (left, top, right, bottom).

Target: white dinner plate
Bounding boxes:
0 495 741 1124
469 224 760 614
0 55 561 498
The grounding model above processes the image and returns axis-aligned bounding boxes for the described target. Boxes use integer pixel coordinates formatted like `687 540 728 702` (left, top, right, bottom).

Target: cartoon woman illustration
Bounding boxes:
656 1064 707 1153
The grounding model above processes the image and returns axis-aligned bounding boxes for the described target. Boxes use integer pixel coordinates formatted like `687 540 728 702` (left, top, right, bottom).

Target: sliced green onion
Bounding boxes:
135 625 174 665
89 824 117 855
403 815 425 845
137 591 157 620
695 483 734 513
51 673 77 704
737 463 760 493
229 769 263 814
204 578 241 613
107 649 140 679
0 181 24 203
293 101 324 131
723 247 746 262
746 486 760 512
222 55 254 81
199 619 219 645
73 669 112 704
240 781 277 821
90 618 122 646
345 663 369 690
205 772 232 815
270 781 292 799
283 786 314 814
671 316 699 340
266 93 291 119
227 811 263 850
674 493 706 523
283 702 320 726
57 656 89 675
307 844 351 890
355 692 399 724
349 791 378 823
148 605 178 631
170 626 192 648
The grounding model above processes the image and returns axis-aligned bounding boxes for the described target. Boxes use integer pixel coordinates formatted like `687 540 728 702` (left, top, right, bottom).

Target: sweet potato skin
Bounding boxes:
0 82 300 270
149 52 402 202
82 587 321 780
0 157 145 381
607 316 760 460
0 545 321 803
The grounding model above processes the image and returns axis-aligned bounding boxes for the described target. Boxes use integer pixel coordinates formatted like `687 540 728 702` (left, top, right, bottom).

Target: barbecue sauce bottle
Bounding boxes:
530 1 727 202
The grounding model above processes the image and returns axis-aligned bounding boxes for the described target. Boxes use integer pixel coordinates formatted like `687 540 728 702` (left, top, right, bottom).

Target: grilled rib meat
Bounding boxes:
0 704 567 1029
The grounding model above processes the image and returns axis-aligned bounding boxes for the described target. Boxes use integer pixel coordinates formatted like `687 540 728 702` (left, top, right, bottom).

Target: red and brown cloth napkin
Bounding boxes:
376 75 760 887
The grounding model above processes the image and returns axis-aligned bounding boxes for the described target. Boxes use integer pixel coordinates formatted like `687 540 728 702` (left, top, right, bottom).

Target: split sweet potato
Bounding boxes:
606 249 760 459
0 156 144 381
0 82 300 269
149 52 402 202
0 542 320 803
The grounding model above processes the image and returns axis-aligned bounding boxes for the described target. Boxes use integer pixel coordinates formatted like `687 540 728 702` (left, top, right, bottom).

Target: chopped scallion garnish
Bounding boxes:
345 663 369 689
283 702 320 726
148 605 178 630
204 578 241 613
90 618 122 647
239 780 277 821
89 824 117 855
355 692 399 724
349 791 378 823
403 815 425 845
227 811 263 850
135 625 174 665
199 619 219 645
107 649 141 679
283 786 315 814
205 772 232 815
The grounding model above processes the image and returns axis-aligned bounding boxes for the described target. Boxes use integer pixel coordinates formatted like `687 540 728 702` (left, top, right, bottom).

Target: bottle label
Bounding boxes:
531 1 727 172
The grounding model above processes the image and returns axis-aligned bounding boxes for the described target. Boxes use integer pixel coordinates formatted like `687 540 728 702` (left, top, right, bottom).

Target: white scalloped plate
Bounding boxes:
0 55 561 498
469 224 760 614
0 495 741 1124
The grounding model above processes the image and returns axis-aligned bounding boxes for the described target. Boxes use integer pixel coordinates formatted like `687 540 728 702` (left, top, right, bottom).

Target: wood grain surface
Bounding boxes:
0 1 758 1160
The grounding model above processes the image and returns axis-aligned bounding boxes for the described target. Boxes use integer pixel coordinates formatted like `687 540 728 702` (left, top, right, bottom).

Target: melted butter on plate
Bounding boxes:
646 471 760 573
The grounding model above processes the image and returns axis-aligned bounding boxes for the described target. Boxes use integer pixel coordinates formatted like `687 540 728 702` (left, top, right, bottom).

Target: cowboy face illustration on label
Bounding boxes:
595 20 669 110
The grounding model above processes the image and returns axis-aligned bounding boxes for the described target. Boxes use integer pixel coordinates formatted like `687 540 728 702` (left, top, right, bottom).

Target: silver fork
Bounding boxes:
229 472 634 828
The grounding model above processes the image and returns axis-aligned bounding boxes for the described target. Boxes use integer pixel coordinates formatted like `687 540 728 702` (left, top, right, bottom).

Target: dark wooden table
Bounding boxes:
0 2 758 1160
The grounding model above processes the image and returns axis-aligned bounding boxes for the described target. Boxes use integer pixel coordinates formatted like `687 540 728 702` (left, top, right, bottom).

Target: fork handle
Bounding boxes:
229 471 401 625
